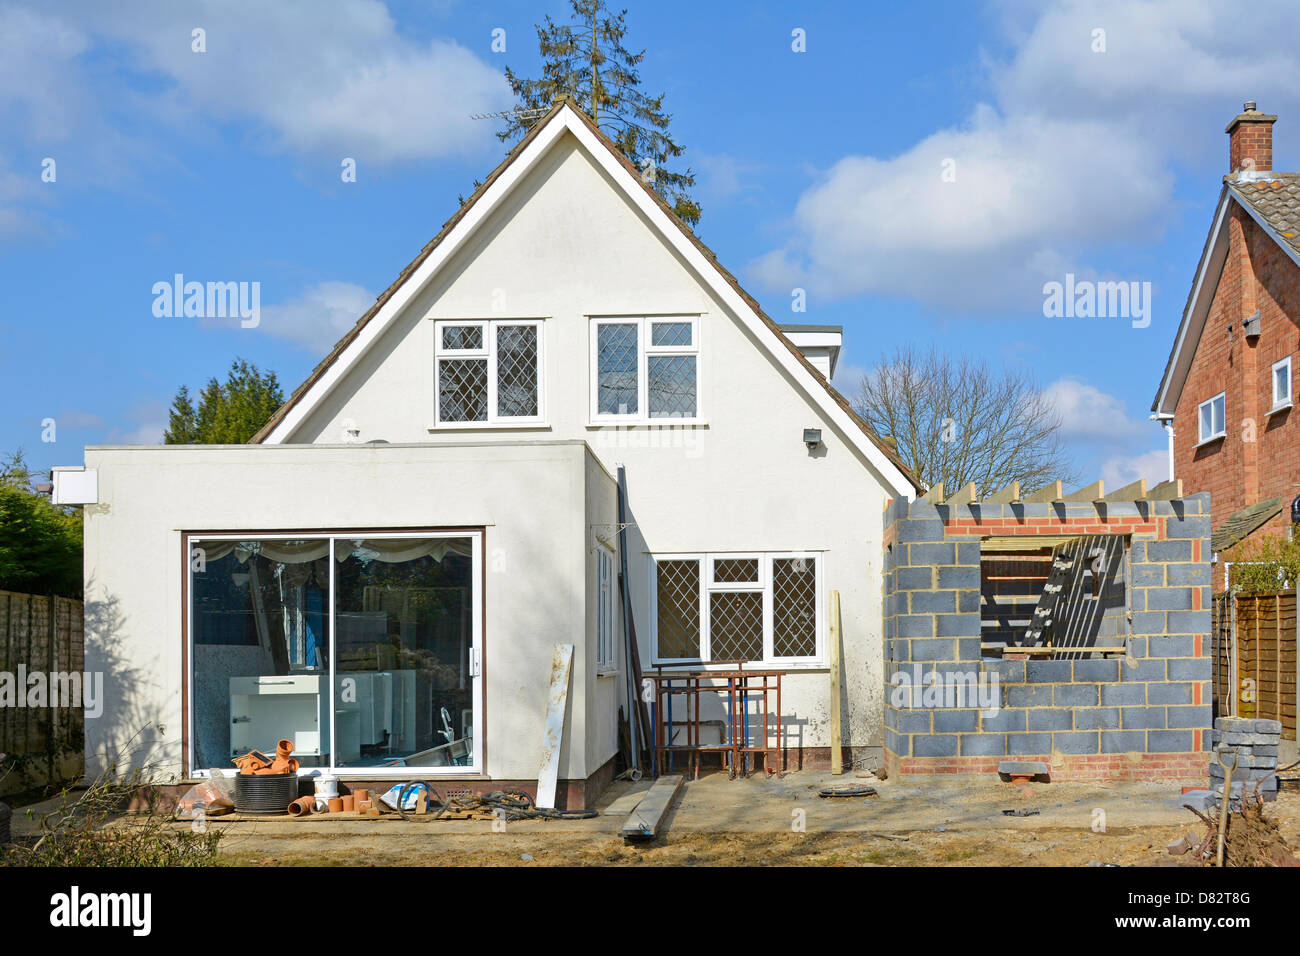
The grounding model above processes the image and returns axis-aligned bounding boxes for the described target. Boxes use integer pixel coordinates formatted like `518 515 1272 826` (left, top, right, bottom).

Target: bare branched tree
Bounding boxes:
853 346 1076 496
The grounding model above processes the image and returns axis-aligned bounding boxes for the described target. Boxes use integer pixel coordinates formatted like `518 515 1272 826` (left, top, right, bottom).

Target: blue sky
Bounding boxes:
3 0 1298 486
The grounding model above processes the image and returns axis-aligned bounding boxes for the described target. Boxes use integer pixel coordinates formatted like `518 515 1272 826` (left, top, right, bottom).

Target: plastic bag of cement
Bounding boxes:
379 782 427 812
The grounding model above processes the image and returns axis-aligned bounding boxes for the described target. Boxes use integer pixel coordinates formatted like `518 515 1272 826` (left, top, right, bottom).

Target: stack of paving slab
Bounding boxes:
1209 716 1280 804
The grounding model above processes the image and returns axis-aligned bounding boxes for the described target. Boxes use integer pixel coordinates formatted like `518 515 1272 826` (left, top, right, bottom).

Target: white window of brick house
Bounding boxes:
1198 391 1226 443
595 544 618 673
590 316 701 422
1272 357 1292 411
434 320 544 425
649 553 821 665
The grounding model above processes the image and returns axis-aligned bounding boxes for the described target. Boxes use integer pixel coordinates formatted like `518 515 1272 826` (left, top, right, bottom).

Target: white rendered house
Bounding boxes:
68 101 920 805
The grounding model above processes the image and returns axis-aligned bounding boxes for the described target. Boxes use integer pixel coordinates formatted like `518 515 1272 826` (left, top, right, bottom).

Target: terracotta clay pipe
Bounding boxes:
266 738 300 775
288 796 315 816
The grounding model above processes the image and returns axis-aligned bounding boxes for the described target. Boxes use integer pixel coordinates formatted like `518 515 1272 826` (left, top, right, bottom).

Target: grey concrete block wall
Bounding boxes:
1210 717 1280 801
882 492 1213 766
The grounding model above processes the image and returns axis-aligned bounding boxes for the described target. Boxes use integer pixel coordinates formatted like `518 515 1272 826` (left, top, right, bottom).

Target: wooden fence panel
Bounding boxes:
1221 589 1296 740
0 590 86 795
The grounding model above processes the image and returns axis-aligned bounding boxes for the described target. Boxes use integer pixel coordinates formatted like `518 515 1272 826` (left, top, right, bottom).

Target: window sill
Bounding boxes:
1268 401 1293 417
428 422 551 432
586 420 709 429
1194 432 1226 449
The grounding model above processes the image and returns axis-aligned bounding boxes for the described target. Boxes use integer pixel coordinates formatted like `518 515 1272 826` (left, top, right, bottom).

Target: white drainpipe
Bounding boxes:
1150 413 1175 482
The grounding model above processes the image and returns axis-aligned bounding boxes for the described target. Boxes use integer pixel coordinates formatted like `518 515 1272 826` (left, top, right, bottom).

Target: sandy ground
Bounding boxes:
199 772 1300 866
14 769 1298 866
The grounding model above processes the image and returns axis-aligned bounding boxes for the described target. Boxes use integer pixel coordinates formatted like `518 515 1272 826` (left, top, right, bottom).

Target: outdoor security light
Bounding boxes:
803 428 822 450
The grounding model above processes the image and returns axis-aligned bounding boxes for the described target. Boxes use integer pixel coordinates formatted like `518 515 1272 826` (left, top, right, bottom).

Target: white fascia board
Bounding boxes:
782 330 842 349
559 112 916 499
262 117 573 444
1154 188 1300 417
1153 191 1232 417
263 105 916 499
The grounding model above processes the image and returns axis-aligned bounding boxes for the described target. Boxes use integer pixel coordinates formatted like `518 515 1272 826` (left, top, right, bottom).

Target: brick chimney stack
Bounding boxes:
1226 100 1276 173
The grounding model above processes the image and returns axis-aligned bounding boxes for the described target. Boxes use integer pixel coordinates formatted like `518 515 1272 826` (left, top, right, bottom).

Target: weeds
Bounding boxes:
1 763 221 867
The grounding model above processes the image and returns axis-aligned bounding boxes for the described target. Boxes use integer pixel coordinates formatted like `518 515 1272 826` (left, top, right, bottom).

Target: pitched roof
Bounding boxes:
1212 496 1284 553
1228 173 1300 258
1152 174 1300 416
249 100 922 494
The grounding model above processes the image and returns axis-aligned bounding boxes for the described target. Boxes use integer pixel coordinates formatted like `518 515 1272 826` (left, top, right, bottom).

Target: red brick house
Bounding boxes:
1152 102 1300 589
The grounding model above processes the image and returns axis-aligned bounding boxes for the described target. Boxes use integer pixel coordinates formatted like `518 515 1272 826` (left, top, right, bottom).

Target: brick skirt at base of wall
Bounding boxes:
884 750 1205 782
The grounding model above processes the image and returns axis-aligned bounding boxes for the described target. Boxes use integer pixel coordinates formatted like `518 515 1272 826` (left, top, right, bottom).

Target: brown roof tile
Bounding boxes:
1228 173 1300 257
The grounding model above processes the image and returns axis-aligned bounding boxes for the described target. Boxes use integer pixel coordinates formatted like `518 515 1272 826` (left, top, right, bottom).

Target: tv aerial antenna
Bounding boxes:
469 106 549 121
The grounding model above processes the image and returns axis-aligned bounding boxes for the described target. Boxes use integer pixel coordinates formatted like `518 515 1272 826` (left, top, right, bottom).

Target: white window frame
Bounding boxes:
589 315 703 424
595 543 618 674
1271 357 1292 412
185 530 484 779
648 551 823 668
1197 391 1226 444
433 319 545 427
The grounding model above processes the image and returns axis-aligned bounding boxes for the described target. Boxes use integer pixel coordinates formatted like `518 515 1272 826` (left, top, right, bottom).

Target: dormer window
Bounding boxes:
590 316 701 423
434 320 544 426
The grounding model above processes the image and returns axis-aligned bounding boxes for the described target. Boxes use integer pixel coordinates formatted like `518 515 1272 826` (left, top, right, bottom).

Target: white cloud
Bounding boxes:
86 0 513 163
750 0 1300 310
1041 376 1170 485
696 153 763 205
750 108 1170 310
1041 377 1148 444
1100 448 1169 488
107 400 169 446
0 0 514 239
254 281 375 353
54 410 107 430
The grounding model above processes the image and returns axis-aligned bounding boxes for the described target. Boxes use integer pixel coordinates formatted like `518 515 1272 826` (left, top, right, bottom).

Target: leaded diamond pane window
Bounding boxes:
593 317 698 421
651 321 693 347
709 591 764 661
438 359 487 422
653 553 819 664
713 557 759 584
435 320 542 424
598 324 639 415
656 559 700 658
442 325 483 350
773 557 817 658
648 356 697 418
497 325 539 417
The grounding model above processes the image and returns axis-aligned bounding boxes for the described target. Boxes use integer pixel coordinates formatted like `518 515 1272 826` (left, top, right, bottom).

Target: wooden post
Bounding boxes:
829 590 843 775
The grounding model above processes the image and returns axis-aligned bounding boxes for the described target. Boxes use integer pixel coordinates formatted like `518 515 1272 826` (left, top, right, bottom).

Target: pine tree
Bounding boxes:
499 0 701 227
163 359 284 444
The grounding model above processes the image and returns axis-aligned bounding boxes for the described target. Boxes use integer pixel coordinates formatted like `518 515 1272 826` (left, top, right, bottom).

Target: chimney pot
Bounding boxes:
1244 100 1257 112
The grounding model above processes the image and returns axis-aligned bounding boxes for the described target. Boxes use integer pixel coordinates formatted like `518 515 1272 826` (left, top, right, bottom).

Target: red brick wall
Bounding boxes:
884 750 1205 782
1174 204 1300 586
1230 119 1275 173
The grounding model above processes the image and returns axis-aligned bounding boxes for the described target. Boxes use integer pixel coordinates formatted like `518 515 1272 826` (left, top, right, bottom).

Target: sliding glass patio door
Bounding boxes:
186 531 482 777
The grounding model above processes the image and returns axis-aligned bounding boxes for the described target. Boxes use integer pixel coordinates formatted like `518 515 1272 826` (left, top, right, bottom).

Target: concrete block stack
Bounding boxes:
1210 716 1280 803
